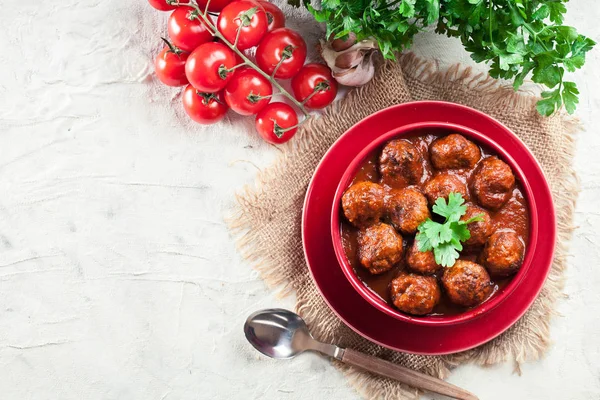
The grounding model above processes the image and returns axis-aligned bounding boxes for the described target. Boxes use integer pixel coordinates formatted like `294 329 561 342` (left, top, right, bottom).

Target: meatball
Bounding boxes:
390 273 441 315
461 204 493 246
379 140 424 188
384 188 430 235
357 223 403 274
480 231 525 277
423 173 468 205
342 181 385 228
430 134 481 170
441 260 493 307
471 156 515 210
406 240 439 275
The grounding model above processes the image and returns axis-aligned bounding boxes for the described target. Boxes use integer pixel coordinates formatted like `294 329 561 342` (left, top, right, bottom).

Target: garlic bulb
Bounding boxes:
330 32 357 52
320 37 378 87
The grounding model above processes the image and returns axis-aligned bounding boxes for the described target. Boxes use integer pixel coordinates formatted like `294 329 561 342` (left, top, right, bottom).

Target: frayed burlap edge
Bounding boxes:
227 52 581 399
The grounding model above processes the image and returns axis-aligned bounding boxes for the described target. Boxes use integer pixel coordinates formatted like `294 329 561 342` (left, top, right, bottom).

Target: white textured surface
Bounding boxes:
0 1 598 399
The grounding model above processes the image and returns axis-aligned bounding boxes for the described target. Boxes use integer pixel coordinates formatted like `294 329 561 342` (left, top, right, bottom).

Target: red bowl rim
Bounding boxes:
331 121 539 326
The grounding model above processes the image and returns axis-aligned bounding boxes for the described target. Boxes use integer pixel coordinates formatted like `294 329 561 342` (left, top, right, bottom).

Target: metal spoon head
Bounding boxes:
244 308 313 359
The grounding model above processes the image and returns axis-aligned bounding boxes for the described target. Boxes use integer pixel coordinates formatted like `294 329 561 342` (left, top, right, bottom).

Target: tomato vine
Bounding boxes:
168 0 311 117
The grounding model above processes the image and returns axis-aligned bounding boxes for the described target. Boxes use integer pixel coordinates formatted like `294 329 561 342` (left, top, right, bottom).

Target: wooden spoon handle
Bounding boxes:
341 348 478 400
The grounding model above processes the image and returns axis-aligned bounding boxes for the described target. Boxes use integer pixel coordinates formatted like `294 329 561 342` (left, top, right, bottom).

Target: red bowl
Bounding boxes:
331 121 539 326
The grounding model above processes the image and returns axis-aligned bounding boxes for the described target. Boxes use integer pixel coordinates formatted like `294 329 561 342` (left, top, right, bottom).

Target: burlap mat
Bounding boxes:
228 53 579 399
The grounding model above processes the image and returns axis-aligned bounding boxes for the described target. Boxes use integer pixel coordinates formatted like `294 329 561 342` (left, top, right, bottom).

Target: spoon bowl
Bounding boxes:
244 308 314 359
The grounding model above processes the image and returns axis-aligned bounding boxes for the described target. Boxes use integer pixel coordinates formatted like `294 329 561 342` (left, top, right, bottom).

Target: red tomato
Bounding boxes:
255 102 298 144
196 0 234 12
213 37 245 65
259 1 285 32
291 63 338 109
154 43 189 87
185 42 238 92
182 85 228 124
255 28 307 79
217 1 268 50
168 6 213 52
224 66 272 115
148 0 177 11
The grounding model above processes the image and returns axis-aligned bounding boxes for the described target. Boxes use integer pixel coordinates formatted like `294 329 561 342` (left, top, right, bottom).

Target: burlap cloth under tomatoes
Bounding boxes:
228 53 580 399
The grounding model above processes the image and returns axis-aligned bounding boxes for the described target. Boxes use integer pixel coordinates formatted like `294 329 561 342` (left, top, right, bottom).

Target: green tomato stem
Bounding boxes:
301 80 330 106
271 114 307 138
233 25 243 48
247 91 272 103
227 62 247 72
270 45 295 79
161 37 184 56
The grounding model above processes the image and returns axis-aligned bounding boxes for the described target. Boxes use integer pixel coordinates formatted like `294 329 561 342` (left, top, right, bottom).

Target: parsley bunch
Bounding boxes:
416 193 482 267
296 0 595 116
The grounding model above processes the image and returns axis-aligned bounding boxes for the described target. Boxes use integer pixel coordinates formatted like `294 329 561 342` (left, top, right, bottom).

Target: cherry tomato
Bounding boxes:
196 0 234 12
213 37 245 65
259 1 285 32
185 42 238 92
148 0 177 11
224 66 272 115
255 28 307 79
255 102 298 144
217 1 268 50
182 85 228 124
168 6 212 52
291 63 338 109
154 41 189 87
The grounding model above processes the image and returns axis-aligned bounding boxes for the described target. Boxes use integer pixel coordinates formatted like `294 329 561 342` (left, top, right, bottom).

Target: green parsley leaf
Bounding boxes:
418 219 450 247
532 5 550 20
556 26 579 42
423 0 440 25
416 230 433 252
507 3 525 26
432 192 466 222
562 81 579 115
499 52 524 71
399 0 416 17
434 242 460 267
506 33 527 56
321 0 340 8
563 54 585 73
513 60 535 91
416 193 479 267
532 56 563 89
449 221 471 242
536 88 562 116
548 2 567 24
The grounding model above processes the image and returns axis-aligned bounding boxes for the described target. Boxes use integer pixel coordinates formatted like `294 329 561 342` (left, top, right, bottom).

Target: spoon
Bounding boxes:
244 309 478 400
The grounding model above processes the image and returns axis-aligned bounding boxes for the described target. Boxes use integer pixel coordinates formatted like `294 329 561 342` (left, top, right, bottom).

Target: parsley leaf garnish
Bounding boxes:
416 192 482 267
432 193 467 222
435 242 461 268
